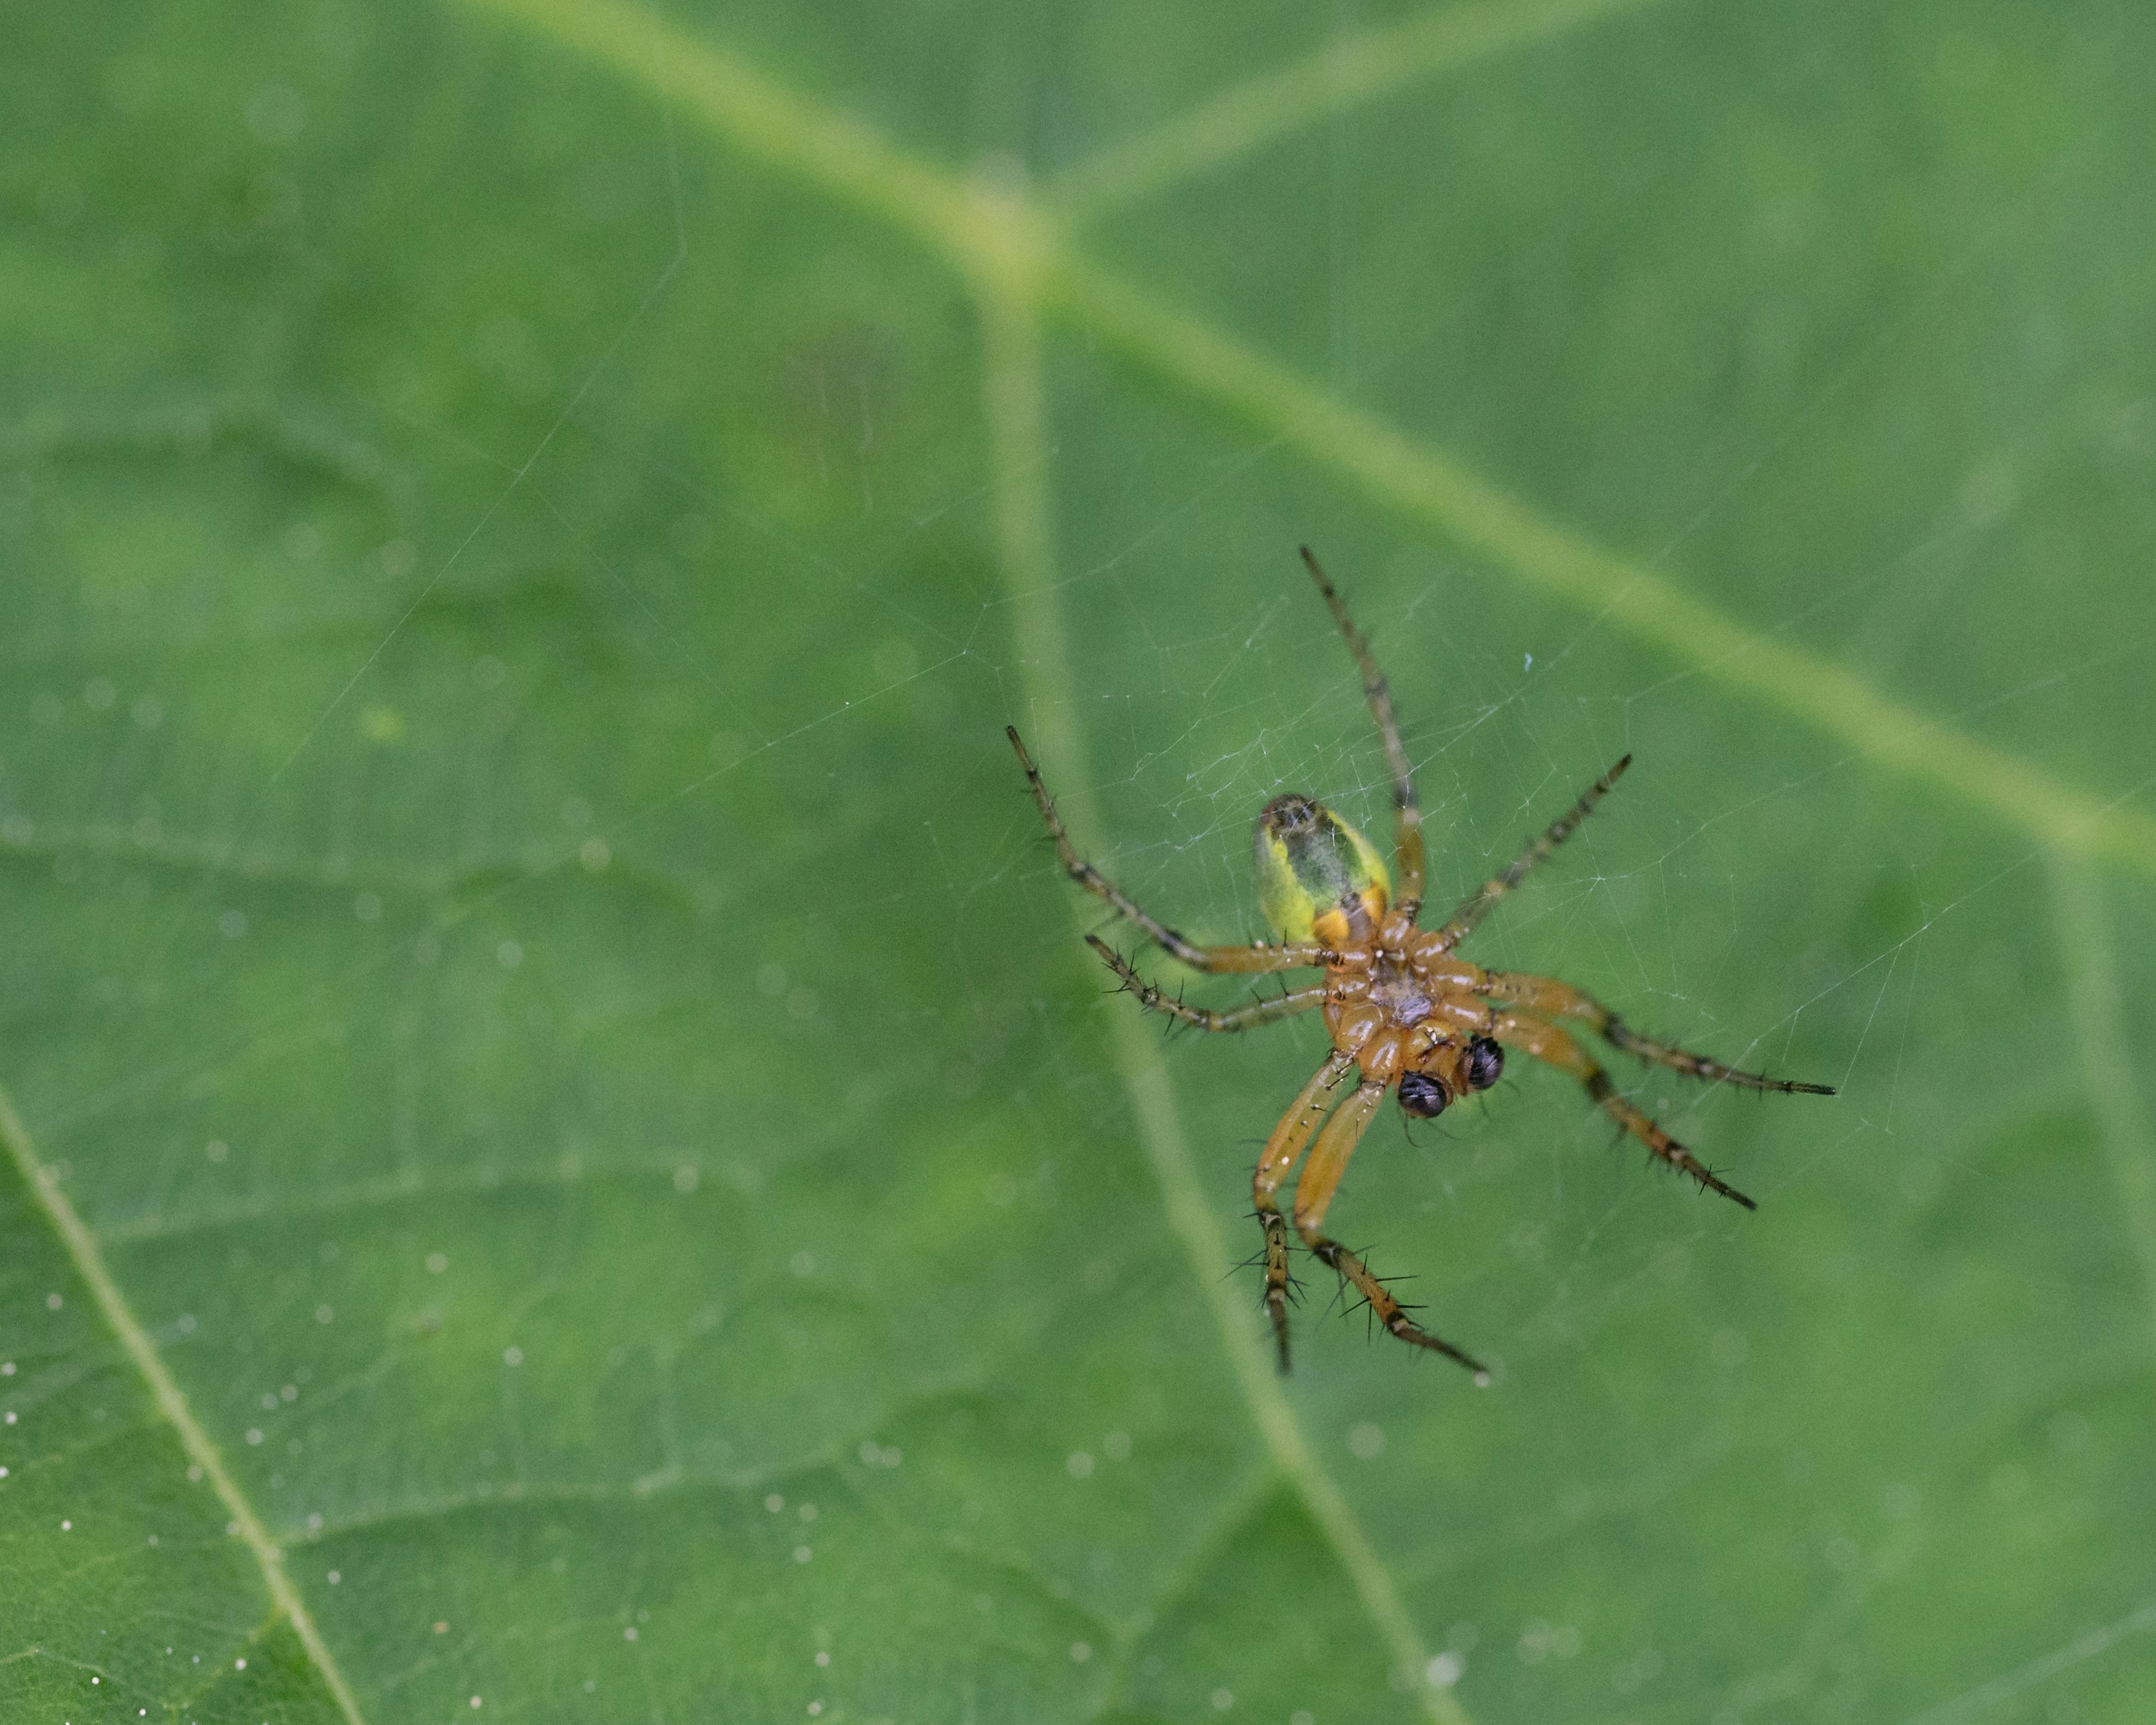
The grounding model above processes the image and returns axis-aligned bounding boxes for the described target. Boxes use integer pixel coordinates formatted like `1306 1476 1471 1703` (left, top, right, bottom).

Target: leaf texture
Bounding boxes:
5 1 2155 1720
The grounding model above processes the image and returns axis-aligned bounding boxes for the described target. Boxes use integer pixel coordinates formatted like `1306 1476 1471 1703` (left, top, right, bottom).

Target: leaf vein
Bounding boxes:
2048 857 2156 1338
452 0 2156 879
1051 0 1682 218
978 288 1470 1724
0 1080 369 1725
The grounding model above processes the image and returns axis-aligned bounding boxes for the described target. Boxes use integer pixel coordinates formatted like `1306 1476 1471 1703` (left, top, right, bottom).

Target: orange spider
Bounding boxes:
1009 549 1833 1379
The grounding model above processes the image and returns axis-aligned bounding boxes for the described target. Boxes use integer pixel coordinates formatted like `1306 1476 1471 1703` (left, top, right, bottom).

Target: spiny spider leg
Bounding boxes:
1490 1010 1756 1209
1479 971 1834 1095
1252 1053 1355 1370
1008 726 1339 975
1435 755 1631 950
1292 1079 1491 1379
1300 547 1426 921
1086 937 1328 1033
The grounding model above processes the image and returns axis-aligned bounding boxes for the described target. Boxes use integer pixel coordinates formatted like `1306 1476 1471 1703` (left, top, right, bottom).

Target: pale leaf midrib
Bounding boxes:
979 289 1470 1724
455 0 2156 883
0 1080 367 1725
2048 857 2156 1336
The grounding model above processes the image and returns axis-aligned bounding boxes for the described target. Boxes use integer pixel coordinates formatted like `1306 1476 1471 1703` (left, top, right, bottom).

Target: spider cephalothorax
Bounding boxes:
1009 548 1832 1379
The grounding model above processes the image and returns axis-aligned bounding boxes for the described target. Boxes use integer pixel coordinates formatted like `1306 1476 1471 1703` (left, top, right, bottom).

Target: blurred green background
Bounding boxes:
5 0 2155 1720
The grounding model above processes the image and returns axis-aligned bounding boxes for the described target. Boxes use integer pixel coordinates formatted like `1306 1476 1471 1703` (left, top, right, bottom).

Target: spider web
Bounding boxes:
4 1 2156 1722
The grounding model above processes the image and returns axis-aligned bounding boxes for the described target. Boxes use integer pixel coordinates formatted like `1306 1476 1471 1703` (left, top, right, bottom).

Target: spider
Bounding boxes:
1008 548 1834 1380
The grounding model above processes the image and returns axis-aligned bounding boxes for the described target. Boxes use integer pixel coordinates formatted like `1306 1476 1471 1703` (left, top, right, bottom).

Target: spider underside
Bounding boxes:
1009 549 1832 1379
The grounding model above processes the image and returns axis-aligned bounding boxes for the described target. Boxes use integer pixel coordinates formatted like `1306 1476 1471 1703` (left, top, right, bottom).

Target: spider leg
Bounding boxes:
1490 1009 1757 1209
1300 547 1425 921
1009 726 1338 973
1479 971 1834 1095
1433 756 1631 950
1086 938 1327 1033
1291 1078 1490 1379
1252 1053 1355 1370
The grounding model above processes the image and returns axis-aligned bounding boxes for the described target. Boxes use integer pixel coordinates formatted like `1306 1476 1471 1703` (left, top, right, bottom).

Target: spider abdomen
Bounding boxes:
1254 795 1390 947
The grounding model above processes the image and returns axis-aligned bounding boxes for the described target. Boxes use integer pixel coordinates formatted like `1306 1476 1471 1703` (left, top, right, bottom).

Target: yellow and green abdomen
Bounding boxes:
1252 794 1390 947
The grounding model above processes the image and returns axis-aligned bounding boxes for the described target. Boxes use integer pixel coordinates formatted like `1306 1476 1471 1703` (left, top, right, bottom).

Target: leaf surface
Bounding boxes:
5 1 2156 1720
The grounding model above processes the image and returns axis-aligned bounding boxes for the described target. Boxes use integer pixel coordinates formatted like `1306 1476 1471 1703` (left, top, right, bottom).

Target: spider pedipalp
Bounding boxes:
1396 1071 1450 1118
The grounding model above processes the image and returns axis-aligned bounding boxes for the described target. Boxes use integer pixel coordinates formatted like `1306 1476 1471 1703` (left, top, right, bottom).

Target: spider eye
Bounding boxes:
1252 795 1391 942
1465 1035 1504 1091
1397 1071 1450 1118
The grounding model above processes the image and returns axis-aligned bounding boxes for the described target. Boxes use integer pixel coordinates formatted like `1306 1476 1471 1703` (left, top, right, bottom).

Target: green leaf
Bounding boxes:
6 0 2155 1720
